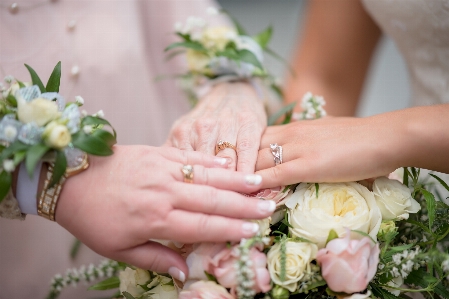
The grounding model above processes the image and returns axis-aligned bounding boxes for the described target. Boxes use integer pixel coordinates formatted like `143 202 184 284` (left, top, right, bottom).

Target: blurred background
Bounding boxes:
218 0 410 117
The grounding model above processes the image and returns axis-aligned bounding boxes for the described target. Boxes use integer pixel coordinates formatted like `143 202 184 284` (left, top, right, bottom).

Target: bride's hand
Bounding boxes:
164 81 266 173
55 145 275 281
255 116 402 187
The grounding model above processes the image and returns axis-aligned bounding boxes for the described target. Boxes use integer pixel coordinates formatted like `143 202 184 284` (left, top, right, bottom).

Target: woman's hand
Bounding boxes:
165 81 266 173
255 116 404 187
56 145 275 282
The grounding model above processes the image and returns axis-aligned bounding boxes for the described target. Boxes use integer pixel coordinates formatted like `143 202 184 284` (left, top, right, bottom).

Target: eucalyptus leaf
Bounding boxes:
253 26 272 49
46 61 61 92
267 102 297 126
88 276 120 291
25 144 49 178
237 49 263 70
0 170 12 203
72 132 113 156
24 64 46 93
164 41 206 52
48 150 67 189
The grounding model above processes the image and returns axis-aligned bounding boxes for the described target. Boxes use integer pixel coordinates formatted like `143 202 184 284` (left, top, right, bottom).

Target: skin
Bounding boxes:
165 81 266 173
54 145 275 280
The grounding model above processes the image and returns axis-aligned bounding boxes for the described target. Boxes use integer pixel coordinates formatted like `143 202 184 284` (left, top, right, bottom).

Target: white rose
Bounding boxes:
145 274 178 299
252 217 271 236
17 97 59 126
201 26 236 51
43 121 71 149
267 241 318 292
373 177 420 220
186 49 210 73
286 182 382 248
119 267 151 297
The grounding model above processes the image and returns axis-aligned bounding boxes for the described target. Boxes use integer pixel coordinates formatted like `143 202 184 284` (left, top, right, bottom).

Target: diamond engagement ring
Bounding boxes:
270 143 283 166
215 140 236 155
181 165 194 183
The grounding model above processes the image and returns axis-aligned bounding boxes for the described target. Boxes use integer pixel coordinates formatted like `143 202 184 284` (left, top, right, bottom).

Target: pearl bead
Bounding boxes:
67 20 77 31
71 65 80 77
9 3 19 14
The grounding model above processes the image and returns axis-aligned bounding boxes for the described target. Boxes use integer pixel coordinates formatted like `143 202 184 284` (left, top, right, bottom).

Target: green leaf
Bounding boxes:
268 102 297 126
122 291 137 299
370 284 400 299
0 140 29 161
70 238 82 260
429 173 449 193
237 49 263 70
351 230 376 243
25 144 50 178
6 94 17 107
24 64 46 93
204 271 218 283
17 81 26 88
13 151 26 165
48 150 67 189
403 167 409 187
253 26 272 49
164 41 206 52
421 188 436 228
46 61 61 92
0 170 12 203
82 116 116 137
434 281 449 298
325 229 339 245
71 132 114 156
92 129 117 148
88 276 120 290
315 183 319 198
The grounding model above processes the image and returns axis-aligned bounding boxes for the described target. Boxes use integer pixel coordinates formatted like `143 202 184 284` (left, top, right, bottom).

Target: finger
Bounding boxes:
160 210 263 244
236 129 261 173
255 144 298 171
162 139 173 148
216 148 237 170
171 181 275 218
255 159 312 188
260 125 290 149
116 240 188 282
161 148 230 168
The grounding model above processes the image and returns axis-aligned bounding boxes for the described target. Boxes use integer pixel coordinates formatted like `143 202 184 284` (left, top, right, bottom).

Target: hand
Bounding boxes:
165 81 266 173
56 145 275 281
255 116 403 187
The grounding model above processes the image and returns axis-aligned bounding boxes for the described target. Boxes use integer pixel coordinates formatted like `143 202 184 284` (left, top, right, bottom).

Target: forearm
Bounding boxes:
375 104 449 172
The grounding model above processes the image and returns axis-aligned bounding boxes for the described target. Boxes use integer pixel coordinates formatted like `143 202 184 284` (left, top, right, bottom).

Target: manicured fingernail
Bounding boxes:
168 267 186 282
258 200 276 214
214 157 229 166
245 174 262 186
242 222 259 235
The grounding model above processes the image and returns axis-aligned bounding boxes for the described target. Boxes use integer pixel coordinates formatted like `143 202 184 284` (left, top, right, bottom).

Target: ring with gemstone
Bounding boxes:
270 143 283 166
215 140 236 155
181 165 194 183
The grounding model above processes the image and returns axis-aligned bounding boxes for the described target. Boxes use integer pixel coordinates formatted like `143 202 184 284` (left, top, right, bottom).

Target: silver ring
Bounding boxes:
270 143 283 166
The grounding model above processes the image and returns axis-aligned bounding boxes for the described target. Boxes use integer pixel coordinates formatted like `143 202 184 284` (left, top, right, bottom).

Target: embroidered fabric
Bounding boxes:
362 0 449 106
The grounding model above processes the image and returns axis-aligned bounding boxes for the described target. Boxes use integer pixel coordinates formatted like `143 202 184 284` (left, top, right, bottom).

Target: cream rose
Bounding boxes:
43 121 71 149
201 26 236 51
373 177 420 220
252 217 271 236
286 182 382 248
17 97 59 126
267 241 318 292
119 267 151 297
186 49 210 73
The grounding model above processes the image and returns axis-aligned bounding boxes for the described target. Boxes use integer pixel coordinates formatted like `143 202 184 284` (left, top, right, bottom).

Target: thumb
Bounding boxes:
117 241 188 283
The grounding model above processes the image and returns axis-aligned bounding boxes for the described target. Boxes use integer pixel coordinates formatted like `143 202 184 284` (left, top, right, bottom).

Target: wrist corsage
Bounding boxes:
0 62 116 218
165 8 284 105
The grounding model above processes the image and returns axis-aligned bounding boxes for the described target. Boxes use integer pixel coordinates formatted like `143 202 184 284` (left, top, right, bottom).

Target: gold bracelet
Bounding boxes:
37 153 89 221
37 165 66 221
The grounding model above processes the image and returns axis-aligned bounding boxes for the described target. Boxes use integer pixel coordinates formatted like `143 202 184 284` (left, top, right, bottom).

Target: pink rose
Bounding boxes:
316 234 380 293
251 187 291 207
179 281 234 299
186 243 227 281
209 245 271 294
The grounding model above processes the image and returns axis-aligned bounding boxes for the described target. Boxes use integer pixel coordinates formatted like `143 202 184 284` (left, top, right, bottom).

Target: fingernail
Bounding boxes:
168 266 186 283
214 157 229 166
245 174 262 186
258 200 276 214
242 222 259 235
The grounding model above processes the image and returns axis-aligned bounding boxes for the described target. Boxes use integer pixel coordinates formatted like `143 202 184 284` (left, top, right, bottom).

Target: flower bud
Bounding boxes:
271 285 290 299
377 220 397 241
43 121 71 149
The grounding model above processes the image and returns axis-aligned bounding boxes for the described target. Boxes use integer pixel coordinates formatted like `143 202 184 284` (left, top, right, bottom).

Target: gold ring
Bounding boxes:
215 140 236 155
181 165 194 183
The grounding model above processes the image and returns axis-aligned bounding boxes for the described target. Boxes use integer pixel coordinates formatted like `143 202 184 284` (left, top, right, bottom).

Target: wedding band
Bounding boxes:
270 143 283 166
215 140 236 155
181 165 194 183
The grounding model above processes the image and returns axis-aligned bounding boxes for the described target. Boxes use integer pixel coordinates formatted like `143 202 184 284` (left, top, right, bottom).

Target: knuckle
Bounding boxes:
197 214 212 237
194 118 216 136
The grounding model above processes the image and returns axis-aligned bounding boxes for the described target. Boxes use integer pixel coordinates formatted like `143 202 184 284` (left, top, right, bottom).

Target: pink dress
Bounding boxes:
0 0 223 297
